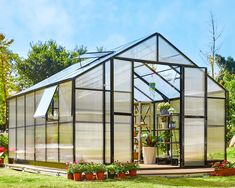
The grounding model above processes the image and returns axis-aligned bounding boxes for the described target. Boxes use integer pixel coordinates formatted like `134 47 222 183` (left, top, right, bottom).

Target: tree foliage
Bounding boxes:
15 40 87 89
0 33 16 129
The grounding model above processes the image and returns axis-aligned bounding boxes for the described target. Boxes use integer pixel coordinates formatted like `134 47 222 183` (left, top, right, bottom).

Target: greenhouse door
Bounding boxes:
182 67 207 167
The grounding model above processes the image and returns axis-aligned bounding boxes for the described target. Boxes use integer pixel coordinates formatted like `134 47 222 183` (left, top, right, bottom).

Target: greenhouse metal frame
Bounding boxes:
7 32 227 168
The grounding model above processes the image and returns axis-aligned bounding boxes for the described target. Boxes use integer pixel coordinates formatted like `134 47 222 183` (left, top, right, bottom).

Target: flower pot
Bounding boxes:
143 147 156 164
8 158 14 164
160 109 169 115
0 158 4 164
117 172 125 179
129 170 137 177
67 173 73 180
212 168 235 176
108 172 115 179
85 173 94 181
73 173 82 181
96 172 105 180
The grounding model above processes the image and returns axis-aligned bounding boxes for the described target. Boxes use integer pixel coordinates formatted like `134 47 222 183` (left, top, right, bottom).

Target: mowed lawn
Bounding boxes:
0 168 235 188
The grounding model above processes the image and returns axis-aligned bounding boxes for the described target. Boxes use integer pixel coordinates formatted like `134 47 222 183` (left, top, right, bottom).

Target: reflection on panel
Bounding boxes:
59 123 73 162
184 118 204 166
35 125 45 161
114 92 131 113
47 122 58 162
76 123 103 162
26 93 34 126
9 128 16 158
114 116 131 162
9 98 16 128
17 96 24 127
35 90 45 125
76 90 102 122
26 126 34 160
207 76 225 98
59 82 72 122
16 127 25 159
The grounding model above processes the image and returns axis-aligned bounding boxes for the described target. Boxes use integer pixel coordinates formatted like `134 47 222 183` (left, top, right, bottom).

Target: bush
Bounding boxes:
0 133 8 152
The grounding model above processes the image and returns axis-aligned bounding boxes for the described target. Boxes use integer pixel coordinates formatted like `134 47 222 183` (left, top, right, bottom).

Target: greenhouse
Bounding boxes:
7 32 227 168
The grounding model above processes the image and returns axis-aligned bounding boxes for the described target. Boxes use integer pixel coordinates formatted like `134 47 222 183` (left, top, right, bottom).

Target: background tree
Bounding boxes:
0 33 16 130
15 41 87 89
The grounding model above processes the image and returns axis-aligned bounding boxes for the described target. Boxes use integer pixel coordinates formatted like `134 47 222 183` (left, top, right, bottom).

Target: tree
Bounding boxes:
15 41 87 89
201 12 222 78
96 46 104 52
0 33 16 130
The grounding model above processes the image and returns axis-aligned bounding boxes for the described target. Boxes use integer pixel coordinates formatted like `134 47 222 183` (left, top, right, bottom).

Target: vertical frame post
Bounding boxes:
110 59 114 163
131 61 134 162
72 79 76 162
102 62 106 163
179 66 184 167
204 68 208 165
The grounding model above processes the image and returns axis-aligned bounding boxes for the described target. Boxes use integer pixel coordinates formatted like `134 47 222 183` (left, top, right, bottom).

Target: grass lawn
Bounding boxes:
1 168 235 188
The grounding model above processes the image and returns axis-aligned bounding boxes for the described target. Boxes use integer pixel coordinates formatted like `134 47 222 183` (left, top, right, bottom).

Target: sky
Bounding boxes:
0 0 235 67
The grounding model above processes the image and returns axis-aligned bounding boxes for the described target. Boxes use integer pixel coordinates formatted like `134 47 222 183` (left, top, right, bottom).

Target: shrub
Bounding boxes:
0 133 8 152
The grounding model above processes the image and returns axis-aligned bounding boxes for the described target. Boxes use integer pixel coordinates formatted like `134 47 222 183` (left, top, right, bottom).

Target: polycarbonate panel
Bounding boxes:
184 97 204 116
76 65 103 89
114 92 131 113
207 76 225 98
158 36 193 65
17 96 24 127
47 122 58 162
35 125 45 161
75 123 103 162
76 90 103 122
114 59 132 92
105 61 110 90
118 35 157 61
59 82 72 122
8 128 16 158
207 126 225 160
9 98 16 128
170 99 180 113
26 125 34 160
208 99 225 126
184 118 205 166
105 92 111 163
59 123 73 162
114 116 132 162
16 127 25 159
35 90 45 125
134 87 152 102
26 93 34 126
184 68 205 97
34 85 57 118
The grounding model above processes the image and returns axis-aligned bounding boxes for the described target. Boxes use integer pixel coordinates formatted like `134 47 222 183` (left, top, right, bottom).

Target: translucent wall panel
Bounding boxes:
47 122 58 162
170 99 180 113
59 82 72 122
114 59 132 92
76 123 103 162
114 92 131 113
158 35 193 65
76 65 103 89
105 61 110 90
76 90 103 122
16 127 25 159
35 90 45 125
59 123 73 162
26 126 34 160
114 116 131 162
118 35 157 61
207 98 225 160
207 76 225 98
17 96 25 127
105 92 111 163
184 97 204 116
9 98 16 128
26 93 34 126
184 118 205 166
35 125 45 161
8 128 16 158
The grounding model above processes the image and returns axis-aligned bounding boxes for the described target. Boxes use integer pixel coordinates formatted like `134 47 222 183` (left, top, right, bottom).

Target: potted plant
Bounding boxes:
0 152 5 166
107 164 117 179
115 162 127 179
94 163 106 180
169 120 176 128
72 164 83 181
157 102 171 115
125 162 139 177
67 164 74 180
210 160 235 176
83 163 94 181
142 133 158 164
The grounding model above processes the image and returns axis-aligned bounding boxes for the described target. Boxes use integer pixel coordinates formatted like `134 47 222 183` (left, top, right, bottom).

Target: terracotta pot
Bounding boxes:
117 172 125 179
129 170 137 177
85 173 94 181
143 147 156 164
0 158 4 164
213 168 235 176
73 173 82 181
8 158 14 164
96 172 105 180
67 173 73 180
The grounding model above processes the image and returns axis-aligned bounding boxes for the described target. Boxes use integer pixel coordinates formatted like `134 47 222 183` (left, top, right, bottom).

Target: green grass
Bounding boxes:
1 168 235 188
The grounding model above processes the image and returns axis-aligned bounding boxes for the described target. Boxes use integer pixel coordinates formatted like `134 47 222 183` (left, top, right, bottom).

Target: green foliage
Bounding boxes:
71 164 84 174
93 163 106 173
124 162 139 171
142 133 158 147
82 163 94 174
15 41 87 89
157 102 171 111
0 133 8 151
114 162 128 173
106 164 117 174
